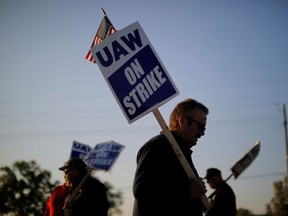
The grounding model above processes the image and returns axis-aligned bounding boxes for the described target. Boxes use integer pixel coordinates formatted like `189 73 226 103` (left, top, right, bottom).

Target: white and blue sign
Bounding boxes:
91 22 179 123
70 140 92 160
84 141 125 171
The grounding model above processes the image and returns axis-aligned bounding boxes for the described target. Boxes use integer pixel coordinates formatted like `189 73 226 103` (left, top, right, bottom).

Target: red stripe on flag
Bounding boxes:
85 16 116 64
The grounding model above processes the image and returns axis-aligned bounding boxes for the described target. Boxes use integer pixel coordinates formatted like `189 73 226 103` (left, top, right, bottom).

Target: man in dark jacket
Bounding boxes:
205 168 236 216
59 158 109 216
133 98 209 216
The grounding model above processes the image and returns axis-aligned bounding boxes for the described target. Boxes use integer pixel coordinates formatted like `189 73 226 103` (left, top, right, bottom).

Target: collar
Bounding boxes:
171 132 193 156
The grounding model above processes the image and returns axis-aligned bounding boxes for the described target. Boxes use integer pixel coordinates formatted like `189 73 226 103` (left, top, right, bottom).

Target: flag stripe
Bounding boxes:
85 16 116 64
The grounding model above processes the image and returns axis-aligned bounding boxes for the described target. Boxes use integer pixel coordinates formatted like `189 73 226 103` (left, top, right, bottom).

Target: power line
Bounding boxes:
114 172 287 191
237 172 286 180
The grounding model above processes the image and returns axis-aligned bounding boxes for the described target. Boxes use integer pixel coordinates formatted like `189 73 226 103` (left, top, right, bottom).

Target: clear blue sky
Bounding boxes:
1 0 287 215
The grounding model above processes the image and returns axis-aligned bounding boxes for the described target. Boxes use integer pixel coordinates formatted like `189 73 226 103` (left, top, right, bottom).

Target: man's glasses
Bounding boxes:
184 116 206 132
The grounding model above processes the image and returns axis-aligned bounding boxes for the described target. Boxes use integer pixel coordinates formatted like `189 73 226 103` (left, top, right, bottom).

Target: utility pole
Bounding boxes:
282 103 288 216
282 104 288 177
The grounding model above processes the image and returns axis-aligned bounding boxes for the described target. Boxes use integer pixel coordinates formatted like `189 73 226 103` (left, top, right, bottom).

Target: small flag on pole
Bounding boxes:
85 14 116 63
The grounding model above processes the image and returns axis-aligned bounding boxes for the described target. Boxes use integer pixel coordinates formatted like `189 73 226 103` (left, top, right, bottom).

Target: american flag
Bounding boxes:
85 16 116 63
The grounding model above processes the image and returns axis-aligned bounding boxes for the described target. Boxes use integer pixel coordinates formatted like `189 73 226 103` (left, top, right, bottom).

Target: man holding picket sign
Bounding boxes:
133 98 209 216
44 140 125 216
59 158 109 216
87 8 211 216
204 140 260 216
43 158 109 216
204 168 236 216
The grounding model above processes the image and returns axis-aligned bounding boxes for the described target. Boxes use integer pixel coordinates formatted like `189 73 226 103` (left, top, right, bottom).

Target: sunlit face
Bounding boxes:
64 172 72 187
63 168 79 185
180 109 207 148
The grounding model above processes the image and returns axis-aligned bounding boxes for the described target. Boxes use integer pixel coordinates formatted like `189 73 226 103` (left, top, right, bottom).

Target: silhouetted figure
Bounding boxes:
205 168 236 216
59 158 109 216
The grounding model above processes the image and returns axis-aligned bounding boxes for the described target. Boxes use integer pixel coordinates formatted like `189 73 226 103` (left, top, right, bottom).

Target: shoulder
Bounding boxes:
220 182 235 196
136 133 175 163
139 133 168 153
50 184 69 197
52 184 67 192
86 177 106 190
223 182 234 191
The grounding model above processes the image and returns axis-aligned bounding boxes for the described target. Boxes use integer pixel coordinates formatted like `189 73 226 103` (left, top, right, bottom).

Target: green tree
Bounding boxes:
0 160 58 216
269 177 288 216
105 182 123 216
0 160 124 216
265 203 273 216
237 208 254 216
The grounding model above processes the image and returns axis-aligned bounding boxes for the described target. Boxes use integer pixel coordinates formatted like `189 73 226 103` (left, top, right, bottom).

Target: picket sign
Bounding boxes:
152 108 211 210
66 140 125 213
231 140 261 179
208 140 261 199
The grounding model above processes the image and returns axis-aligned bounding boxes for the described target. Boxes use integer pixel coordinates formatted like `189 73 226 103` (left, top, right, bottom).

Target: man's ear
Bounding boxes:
178 115 185 127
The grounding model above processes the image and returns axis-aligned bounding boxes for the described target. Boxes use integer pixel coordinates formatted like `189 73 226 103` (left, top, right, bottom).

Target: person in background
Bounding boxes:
133 98 209 216
44 172 71 216
58 158 109 216
205 168 236 216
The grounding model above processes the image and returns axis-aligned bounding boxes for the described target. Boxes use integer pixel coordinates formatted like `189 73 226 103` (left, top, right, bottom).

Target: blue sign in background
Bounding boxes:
70 141 92 160
85 151 121 171
108 45 177 121
84 142 125 171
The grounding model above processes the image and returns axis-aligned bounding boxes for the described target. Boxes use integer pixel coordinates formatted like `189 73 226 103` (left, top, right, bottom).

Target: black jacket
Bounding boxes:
66 176 109 216
206 181 236 216
133 133 204 216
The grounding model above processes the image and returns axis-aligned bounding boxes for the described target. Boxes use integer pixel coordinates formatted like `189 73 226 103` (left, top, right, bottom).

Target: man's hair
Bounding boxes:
169 98 209 130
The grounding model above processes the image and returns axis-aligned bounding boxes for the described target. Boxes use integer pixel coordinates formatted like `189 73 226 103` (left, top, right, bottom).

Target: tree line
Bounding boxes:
0 160 287 216
0 160 123 216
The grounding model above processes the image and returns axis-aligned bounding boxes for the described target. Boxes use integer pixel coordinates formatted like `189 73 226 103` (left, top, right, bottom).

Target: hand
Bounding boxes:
63 200 71 210
189 177 207 199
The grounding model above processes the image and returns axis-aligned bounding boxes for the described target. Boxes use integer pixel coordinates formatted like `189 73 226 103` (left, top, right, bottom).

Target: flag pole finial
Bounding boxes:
101 8 107 17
